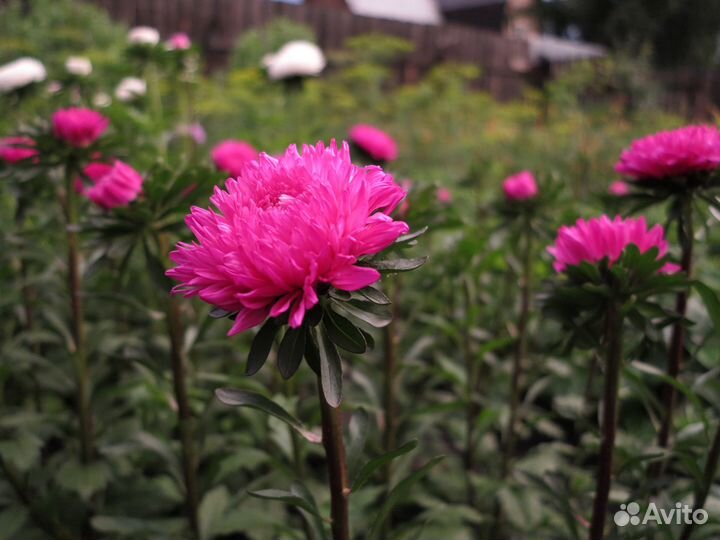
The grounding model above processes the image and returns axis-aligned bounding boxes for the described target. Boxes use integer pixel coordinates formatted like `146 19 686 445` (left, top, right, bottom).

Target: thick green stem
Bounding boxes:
655 196 693 471
158 235 200 537
317 378 350 540
680 423 720 540
62 165 94 464
0 458 76 540
589 301 623 540
502 227 532 477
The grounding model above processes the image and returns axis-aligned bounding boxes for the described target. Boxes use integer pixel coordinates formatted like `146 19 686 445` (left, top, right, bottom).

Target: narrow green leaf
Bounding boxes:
318 327 343 408
395 226 428 245
368 456 445 539
324 309 367 353
352 439 418 491
365 257 428 272
215 389 321 443
356 286 391 305
304 331 321 376
331 299 392 328
693 281 720 333
346 408 369 479
247 487 325 522
199 486 229 540
277 327 306 379
246 319 279 376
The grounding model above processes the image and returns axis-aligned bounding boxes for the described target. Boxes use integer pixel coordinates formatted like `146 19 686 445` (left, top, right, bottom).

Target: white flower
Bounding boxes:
93 92 111 108
0 57 47 93
127 26 160 46
114 77 147 101
262 41 326 80
65 56 92 77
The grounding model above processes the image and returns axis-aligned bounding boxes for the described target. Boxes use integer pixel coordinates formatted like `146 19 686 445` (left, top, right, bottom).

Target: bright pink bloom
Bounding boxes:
211 140 259 177
608 181 630 196
167 32 192 50
0 137 38 164
350 124 398 163
503 170 538 201
615 125 720 180
548 215 678 274
52 108 109 148
436 187 452 203
80 160 144 209
168 141 409 335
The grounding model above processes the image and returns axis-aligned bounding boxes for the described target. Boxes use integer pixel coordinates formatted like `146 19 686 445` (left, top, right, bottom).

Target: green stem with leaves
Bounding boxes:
317 377 350 540
502 224 532 477
680 422 720 540
656 195 694 468
589 300 623 540
62 163 94 464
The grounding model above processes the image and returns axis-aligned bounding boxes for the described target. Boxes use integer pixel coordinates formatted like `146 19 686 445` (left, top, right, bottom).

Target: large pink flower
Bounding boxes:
349 124 398 163
52 108 109 148
0 137 38 164
79 160 144 209
503 170 538 201
168 141 409 335
548 216 679 274
615 125 720 180
211 140 259 177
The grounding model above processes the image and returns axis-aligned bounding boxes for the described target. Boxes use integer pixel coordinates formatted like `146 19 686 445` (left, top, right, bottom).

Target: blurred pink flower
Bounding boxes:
350 124 398 162
608 181 630 196
436 187 452 203
398 179 412 217
503 170 538 201
0 137 38 164
80 160 144 209
167 32 192 50
548 215 678 274
177 123 207 145
616 125 720 180
211 140 259 177
167 141 409 335
52 108 109 148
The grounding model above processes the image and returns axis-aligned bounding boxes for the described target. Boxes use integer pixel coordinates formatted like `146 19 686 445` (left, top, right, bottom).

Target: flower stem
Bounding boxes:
158 234 200 537
62 164 94 464
317 377 350 540
680 422 720 540
655 195 694 472
589 301 623 540
502 225 532 477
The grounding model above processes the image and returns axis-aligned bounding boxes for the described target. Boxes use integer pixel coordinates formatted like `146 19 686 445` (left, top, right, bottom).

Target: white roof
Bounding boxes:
528 34 606 63
346 0 443 25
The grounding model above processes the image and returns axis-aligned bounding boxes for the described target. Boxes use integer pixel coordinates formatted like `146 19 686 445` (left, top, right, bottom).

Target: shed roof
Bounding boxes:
346 0 443 25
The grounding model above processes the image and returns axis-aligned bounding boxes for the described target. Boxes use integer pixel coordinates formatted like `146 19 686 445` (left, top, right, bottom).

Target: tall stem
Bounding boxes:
656 196 693 467
680 422 720 540
589 301 623 540
502 225 532 477
317 378 350 540
158 234 200 537
62 164 94 464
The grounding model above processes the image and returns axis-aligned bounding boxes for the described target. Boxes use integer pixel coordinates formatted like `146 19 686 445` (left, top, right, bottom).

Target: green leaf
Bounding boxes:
215 389 321 443
356 286 391 305
365 257 428 272
318 326 343 408
199 486 229 540
395 226 428 245
352 439 418 491
0 432 42 472
246 319 279 376
56 459 112 501
277 327 306 379
0 506 27 540
92 516 185 535
368 456 445 539
331 299 392 328
347 408 370 479
323 309 367 354
693 281 720 333
248 484 325 522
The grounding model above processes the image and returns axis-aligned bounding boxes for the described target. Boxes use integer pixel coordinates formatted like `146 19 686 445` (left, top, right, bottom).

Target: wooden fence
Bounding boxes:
84 0 531 100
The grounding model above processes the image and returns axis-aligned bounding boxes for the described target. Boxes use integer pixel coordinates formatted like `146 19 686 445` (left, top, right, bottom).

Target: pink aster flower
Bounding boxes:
615 125 720 180
52 108 109 148
349 124 398 163
436 187 452 203
548 215 679 274
167 32 192 50
503 170 538 201
0 137 38 164
608 181 630 196
168 141 409 335
78 160 144 209
211 140 259 177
